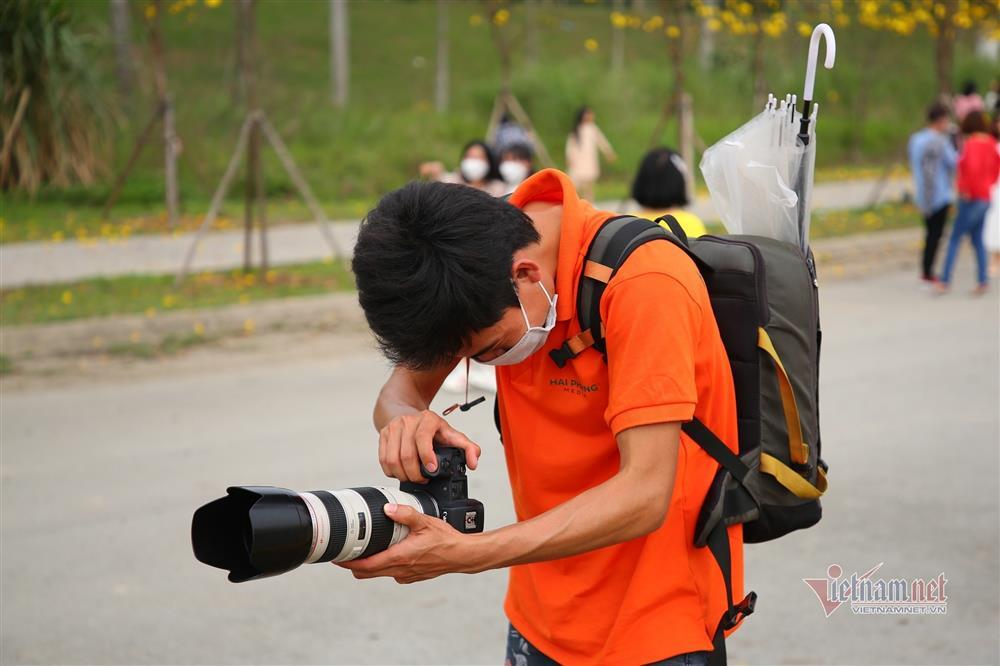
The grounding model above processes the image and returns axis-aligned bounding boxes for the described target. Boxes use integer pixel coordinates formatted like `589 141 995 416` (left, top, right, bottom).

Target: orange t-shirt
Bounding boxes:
498 169 743 665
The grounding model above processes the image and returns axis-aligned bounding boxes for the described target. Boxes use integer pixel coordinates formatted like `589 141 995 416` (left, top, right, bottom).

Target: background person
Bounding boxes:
631 147 707 238
498 143 535 195
419 140 505 197
937 111 1000 295
908 101 959 286
984 112 1000 278
953 80 985 124
565 105 617 201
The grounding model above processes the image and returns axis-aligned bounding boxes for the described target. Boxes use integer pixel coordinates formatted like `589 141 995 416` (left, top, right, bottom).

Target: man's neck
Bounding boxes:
522 201 563 282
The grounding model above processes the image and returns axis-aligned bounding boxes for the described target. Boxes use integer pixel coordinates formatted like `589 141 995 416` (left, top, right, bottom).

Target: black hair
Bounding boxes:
961 80 977 96
631 147 689 209
352 181 541 369
501 143 534 163
572 106 591 140
927 101 949 123
960 110 989 135
460 139 501 182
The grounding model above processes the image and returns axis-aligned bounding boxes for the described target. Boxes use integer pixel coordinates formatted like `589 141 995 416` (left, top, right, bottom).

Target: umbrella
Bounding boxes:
700 24 837 255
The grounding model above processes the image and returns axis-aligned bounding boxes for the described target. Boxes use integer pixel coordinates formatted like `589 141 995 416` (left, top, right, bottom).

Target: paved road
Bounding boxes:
2 265 996 665
0 177 910 288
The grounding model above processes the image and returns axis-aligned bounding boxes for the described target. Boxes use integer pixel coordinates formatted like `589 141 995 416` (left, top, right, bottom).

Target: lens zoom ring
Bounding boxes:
310 491 348 563
353 487 395 559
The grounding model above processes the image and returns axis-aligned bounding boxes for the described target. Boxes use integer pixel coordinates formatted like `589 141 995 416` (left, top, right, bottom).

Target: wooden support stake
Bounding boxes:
175 114 253 285
258 115 345 261
103 103 165 218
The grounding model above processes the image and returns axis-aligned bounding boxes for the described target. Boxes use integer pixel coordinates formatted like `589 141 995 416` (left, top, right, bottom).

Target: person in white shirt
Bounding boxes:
565 106 616 201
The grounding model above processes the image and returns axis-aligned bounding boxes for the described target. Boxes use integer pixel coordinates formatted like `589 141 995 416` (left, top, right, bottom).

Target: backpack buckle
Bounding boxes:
722 591 757 630
548 341 576 368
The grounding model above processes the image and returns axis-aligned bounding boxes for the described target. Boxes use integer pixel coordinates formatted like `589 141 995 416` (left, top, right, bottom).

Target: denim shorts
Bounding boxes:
504 624 711 666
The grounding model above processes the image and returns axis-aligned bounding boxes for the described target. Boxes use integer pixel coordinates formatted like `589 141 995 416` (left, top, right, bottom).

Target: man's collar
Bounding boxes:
509 169 587 322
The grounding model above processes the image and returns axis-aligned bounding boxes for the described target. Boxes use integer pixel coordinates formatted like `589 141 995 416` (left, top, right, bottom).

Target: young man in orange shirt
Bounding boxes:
344 169 744 665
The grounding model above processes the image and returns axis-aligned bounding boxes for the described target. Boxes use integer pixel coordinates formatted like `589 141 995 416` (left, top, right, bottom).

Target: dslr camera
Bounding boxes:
191 447 484 582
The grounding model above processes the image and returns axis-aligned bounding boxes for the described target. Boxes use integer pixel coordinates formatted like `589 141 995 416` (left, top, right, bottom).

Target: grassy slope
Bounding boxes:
3 0 994 236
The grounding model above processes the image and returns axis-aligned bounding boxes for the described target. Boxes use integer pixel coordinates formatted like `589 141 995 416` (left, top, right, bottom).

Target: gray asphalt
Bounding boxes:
1 264 997 665
0 178 910 288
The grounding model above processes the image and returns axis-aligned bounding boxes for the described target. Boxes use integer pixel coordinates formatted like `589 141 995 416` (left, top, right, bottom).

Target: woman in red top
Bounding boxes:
938 111 1000 294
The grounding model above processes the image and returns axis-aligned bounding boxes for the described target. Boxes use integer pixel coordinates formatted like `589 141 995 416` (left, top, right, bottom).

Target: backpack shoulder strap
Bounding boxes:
548 214 707 368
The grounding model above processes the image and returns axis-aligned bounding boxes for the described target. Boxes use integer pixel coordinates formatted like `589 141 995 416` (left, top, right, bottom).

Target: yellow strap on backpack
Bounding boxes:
760 452 828 499
757 328 810 465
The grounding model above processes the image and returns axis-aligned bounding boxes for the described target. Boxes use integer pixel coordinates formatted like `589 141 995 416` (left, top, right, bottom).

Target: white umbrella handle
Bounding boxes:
803 23 836 103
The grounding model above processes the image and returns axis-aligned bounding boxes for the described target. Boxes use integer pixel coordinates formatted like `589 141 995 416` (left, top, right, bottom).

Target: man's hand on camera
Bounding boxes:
337 503 481 583
378 410 481 483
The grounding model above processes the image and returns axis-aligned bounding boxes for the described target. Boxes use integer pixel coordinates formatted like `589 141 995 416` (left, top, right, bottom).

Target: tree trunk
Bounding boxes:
330 0 349 108
750 23 767 110
525 0 539 65
435 0 449 113
239 0 263 272
149 0 179 228
698 0 716 69
935 0 957 98
109 0 135 100
611 0 625 74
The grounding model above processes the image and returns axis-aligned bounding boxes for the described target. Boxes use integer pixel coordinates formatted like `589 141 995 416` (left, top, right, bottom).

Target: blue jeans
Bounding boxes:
940 198 990 286
505 624 711 666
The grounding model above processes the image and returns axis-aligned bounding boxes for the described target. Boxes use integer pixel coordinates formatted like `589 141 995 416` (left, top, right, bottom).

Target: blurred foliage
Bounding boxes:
0 0 109 192
2 0 997 224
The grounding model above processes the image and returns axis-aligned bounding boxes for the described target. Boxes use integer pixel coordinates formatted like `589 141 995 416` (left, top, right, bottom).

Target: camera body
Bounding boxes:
402 447 484 534
191 447 484 582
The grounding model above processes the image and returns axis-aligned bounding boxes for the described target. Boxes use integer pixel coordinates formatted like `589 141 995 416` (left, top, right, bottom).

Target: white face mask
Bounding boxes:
481 281 558 366
499 160 529 185
460 158 490 182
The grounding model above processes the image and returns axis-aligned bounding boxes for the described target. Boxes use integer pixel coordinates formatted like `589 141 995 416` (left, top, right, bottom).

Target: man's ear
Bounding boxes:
510 257 542 285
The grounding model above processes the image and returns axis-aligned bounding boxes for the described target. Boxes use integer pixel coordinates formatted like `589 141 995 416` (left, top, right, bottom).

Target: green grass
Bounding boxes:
0 354 12 375
105 331 214 360
0 260 354 327
3 1 992 243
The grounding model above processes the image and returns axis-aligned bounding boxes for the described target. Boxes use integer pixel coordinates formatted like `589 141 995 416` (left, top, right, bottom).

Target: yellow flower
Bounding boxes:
493 8 510 27
162 294 177 308
643 15 664 32
51 231 65 242
584 38 599 52
61 290 73 305
707 17 723 31
193 322 206 336
665 25 681 38
243 318 256 334
145 3 156 19
610 11 628 28
797 21 812 36
265 270 278 284
737 1 753 16
205 0 221 6
835 13 851 27
243 272 257 287
469 14 483 27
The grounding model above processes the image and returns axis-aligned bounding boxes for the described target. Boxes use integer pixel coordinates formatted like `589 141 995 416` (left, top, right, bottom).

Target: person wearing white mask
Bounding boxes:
498 143 535 195
348 169 744 666
419 140 505 197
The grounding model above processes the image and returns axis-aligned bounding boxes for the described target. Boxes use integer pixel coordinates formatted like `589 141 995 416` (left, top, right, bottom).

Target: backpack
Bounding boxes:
547 214 829 665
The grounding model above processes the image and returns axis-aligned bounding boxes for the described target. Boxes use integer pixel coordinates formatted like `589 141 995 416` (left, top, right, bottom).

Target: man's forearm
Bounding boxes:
463 467 673 572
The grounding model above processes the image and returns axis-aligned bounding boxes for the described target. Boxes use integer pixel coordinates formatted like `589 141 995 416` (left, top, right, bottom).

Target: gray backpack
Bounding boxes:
547 215 829 665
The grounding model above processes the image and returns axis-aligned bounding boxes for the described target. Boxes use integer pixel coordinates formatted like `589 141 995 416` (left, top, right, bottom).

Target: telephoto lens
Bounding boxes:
191 447 485 583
